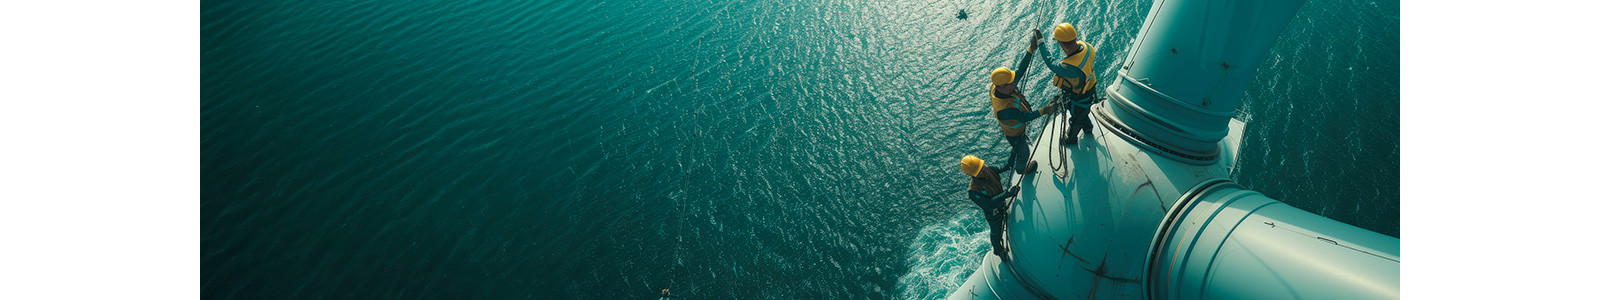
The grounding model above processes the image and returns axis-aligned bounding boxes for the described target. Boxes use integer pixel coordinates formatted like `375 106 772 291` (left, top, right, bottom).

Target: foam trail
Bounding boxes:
894 213 991 300
646 78 677 94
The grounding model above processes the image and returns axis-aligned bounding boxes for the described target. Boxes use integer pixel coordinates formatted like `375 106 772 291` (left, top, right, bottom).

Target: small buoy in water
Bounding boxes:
957 10 968 20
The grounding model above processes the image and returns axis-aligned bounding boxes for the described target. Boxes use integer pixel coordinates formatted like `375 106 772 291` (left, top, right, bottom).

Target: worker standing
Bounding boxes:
960 155 1020 261
989 30 1059 175
1039 22 1098 145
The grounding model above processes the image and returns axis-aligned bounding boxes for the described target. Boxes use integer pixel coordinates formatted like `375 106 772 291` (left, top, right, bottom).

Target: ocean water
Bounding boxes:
200 0 1399 298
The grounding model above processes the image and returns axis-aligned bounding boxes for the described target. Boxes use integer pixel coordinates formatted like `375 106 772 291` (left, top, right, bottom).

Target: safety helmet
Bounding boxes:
1054 23 1078 42
990 68 1015 85
960 155 985 177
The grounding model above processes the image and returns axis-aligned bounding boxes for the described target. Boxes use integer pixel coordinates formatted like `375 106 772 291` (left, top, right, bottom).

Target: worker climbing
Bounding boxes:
987 29 1059 175
1038 22 1099 145
960 155 1020 262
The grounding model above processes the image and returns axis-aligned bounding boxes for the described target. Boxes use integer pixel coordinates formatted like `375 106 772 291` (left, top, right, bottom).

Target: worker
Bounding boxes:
660 289 681 299
961 155 1021 261
989 30 1059 175
1039 22 1098 145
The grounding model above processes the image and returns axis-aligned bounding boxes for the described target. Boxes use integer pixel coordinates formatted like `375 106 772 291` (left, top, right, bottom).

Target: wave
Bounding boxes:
894 213 991 300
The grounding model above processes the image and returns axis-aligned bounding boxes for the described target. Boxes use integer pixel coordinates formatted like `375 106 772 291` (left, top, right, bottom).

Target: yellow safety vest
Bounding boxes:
990 86 1031 136
1051 41 1097 101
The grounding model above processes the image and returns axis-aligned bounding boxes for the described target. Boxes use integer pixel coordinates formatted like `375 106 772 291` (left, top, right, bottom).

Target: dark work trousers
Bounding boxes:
1004 134 1030 172
987 215 1009 257
1065 104 1093 141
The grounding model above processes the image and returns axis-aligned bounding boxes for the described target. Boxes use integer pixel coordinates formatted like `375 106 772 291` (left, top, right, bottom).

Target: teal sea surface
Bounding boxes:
201 0 1398 298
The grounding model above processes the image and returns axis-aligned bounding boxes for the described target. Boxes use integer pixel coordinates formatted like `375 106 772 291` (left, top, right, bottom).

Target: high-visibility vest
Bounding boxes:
1051 41 1097 105
989 87 1031 136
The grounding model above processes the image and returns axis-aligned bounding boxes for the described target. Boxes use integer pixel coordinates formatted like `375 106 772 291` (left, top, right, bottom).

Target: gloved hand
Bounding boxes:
1029 29 1043 53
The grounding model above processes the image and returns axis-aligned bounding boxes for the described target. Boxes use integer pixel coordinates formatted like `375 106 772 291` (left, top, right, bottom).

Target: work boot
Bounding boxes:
1063 135 1079 145
1023 161 1038 174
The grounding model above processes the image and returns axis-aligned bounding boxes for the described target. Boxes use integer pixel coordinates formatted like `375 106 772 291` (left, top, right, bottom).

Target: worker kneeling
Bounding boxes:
961 155 1020 261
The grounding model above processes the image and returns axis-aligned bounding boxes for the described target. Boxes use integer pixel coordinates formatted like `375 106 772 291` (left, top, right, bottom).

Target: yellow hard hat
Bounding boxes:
960 155 985 177
1054 23 1078 42
990 68 1015 85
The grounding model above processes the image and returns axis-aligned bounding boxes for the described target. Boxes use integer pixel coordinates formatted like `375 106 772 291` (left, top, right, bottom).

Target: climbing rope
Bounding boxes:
1045 95 1070 178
